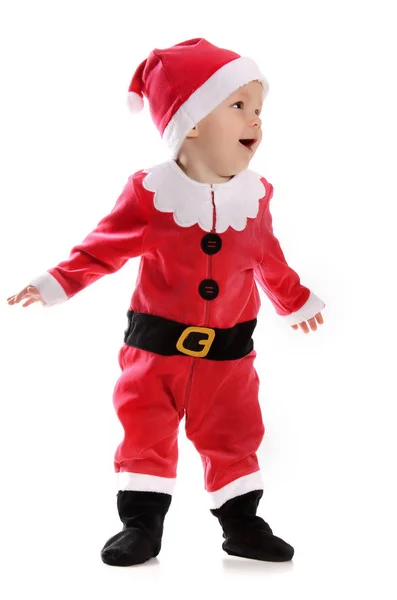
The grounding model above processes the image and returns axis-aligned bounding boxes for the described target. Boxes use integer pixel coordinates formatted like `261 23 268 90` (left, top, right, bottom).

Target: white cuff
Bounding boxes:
281 291 325 325
29 272 68 307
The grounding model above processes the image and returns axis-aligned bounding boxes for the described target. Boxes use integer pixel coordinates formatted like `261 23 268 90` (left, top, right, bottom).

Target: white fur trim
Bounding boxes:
29 272 68 307
142 159 266 233
208 471 264 509
281 291 326 325
163 56 269 158
117 472 177 494
127 91 144 113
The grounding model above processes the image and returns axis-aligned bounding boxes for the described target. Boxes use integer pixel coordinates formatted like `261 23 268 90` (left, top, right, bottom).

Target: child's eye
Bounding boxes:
232 101 261 116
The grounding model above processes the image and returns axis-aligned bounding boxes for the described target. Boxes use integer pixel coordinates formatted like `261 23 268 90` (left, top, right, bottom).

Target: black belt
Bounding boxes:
123 310 256 361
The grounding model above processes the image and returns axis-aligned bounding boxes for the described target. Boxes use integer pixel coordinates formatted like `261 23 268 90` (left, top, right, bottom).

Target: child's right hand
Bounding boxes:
7 285 45 307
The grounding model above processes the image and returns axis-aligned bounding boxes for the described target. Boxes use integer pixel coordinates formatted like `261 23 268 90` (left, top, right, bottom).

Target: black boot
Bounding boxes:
211 490 294 562
101 490 172 566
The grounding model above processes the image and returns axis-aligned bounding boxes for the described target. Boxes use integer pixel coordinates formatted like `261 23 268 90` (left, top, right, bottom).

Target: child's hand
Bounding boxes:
7 285 44 307
291 312 323 334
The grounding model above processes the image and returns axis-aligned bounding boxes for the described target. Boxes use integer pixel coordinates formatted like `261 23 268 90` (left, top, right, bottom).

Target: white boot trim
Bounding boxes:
209 471 264 509
117 472 177 494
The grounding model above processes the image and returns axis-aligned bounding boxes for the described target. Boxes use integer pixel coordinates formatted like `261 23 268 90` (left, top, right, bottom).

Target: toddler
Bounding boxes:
7 38 325 566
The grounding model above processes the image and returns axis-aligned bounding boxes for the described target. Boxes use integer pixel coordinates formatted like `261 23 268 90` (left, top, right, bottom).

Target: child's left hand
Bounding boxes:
291 312 324 334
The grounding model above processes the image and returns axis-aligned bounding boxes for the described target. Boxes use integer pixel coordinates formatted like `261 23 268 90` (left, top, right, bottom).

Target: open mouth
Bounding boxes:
239 138 256 151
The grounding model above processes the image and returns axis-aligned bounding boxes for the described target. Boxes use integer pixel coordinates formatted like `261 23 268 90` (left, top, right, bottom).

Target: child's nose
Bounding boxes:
249 115 261 127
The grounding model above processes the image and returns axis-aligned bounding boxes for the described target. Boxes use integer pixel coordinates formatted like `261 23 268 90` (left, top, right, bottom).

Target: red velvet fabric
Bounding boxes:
48 169 311 328
113 344 263 493
44 165 313 493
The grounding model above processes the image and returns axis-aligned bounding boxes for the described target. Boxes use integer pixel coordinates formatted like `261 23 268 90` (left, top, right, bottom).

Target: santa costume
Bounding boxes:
29 38 325 565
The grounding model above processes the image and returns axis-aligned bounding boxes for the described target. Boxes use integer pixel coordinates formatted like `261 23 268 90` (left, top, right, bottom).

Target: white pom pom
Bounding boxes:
127 91 144 113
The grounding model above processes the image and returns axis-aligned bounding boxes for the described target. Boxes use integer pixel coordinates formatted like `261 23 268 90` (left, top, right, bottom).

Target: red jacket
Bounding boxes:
30 159 325 327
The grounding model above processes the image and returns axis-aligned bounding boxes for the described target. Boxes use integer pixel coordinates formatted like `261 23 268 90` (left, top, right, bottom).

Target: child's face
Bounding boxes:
184 80 263 177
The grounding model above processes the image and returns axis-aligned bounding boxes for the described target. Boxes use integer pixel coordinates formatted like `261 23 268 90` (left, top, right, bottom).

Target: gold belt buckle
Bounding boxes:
176 326 215 358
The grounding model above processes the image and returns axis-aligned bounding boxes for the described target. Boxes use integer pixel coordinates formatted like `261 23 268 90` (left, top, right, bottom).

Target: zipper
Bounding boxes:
185 184 217 424
204 186 216 325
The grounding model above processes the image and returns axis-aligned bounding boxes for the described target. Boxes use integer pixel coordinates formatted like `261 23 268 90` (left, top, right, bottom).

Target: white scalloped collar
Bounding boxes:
142 159 266 233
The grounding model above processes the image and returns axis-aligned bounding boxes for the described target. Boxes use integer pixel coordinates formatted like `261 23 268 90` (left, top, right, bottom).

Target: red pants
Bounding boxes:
112 344 265 508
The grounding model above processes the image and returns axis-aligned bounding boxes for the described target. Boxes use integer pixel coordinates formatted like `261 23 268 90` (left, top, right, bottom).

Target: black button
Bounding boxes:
201 233 222 255
199 279 219 300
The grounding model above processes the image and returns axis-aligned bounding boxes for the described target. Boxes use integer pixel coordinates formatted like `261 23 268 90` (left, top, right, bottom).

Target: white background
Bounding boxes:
1 0 396 598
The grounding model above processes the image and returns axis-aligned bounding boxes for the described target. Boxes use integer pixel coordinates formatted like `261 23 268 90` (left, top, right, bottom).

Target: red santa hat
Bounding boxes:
127 38 269 158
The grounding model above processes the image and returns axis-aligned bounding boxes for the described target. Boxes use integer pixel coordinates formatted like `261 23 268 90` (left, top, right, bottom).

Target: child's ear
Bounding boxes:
185 126 199 138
